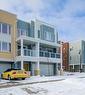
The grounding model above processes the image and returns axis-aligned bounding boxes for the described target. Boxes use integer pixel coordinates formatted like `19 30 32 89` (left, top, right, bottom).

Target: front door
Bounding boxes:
24 63 29 71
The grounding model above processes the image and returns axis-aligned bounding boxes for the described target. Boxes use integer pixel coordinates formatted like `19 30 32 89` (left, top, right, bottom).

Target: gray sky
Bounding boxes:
0 0 85 42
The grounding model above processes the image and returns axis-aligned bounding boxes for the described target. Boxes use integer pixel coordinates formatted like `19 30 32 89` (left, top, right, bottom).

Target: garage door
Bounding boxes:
40 63 54 76
31 63 36 76
0 63 11 77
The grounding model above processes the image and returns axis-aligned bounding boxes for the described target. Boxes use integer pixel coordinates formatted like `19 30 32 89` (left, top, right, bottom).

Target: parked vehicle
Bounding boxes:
1 68 30 80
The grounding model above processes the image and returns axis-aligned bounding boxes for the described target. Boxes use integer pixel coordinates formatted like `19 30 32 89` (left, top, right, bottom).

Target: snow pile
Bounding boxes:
0 73 85 95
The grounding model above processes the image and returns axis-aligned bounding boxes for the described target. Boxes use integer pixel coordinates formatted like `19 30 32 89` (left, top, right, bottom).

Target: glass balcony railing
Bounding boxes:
17 49 36 56
17 49 60 58
24 49 36 56
39 51 60 58
17 29 34 38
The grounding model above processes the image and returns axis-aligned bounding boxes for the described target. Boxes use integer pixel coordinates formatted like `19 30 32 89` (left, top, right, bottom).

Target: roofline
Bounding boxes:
0 9 17 16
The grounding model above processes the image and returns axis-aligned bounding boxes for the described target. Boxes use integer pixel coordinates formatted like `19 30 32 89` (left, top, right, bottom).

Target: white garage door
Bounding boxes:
40 63 54 76
0 63 11 77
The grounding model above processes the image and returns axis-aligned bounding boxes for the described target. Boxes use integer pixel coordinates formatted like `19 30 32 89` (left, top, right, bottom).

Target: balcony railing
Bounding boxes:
17 29 34 38
39 51 60 58
17 49 60 58
17 49 36 56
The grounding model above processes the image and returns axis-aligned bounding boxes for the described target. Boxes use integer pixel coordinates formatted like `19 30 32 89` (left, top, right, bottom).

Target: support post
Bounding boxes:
21 39 23 70
35 42 40 76
60 42 63 75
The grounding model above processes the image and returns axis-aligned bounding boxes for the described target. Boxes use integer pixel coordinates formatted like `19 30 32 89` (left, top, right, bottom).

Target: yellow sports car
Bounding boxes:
1 69 30 80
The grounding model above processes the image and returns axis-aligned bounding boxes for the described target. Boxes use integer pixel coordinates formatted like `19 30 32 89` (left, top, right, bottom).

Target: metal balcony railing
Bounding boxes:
17 49 60 58
17 49 36 56
39 50 60 58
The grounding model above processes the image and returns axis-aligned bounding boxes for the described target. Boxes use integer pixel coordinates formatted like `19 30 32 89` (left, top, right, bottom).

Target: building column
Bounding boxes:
55 63 59 75
55 31 58 43
60 42 63 75
35 42 40 75
21 39 23 70
73 65 74 72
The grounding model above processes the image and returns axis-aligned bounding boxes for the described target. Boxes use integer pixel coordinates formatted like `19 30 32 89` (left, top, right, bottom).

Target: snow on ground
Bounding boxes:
0 72 85 95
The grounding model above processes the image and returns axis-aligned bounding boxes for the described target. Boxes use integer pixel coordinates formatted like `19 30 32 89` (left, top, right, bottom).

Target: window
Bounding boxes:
1 23 11 35
9 43 11 52
38 30 40 38
19 29 26 36
0 23 1 33
45 31 52 41
8 25 11 34
2 42 8 51
2 23 7 34
40 25 55 42
2 42 11 52
70 56 71 60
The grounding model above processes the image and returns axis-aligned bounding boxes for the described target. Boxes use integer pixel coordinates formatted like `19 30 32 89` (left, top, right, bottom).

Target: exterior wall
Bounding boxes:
81 40 85 64
0 10 17 61
62 42 69 71
69 41 81 65
69 40 85 72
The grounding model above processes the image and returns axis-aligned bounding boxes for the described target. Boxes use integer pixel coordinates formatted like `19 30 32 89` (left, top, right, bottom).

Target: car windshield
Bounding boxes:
4 68 21 72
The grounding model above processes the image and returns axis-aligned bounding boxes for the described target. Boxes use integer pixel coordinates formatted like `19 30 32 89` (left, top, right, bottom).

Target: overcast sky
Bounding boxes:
0 0 85 42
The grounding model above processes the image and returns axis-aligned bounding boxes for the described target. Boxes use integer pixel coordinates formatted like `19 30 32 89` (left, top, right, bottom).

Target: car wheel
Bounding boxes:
8 75 11 80
22 78 25 80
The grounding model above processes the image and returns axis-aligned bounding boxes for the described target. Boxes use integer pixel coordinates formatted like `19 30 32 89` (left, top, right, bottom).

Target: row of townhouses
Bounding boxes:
62 40 85 72
0 10 61 76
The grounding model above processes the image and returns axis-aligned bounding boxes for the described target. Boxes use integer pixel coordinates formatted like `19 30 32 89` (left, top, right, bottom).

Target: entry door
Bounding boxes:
24 63 29 71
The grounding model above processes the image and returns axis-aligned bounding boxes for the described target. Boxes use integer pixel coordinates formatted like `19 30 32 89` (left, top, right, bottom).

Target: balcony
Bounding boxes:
17 29 34 38
17 49 36 57
16 49 60 63
17 49 60 58
40 51 60 58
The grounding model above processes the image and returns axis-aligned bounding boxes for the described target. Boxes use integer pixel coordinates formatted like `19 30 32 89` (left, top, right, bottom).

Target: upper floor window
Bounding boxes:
8 25 11 34
2 41 11 52
17 29 27 37
2 23 7 34
0 23 1 33
40 25 55 42
2 42 8 51
45 31 53 41
0 23 11 35
70 56 71 60
9 43 11 52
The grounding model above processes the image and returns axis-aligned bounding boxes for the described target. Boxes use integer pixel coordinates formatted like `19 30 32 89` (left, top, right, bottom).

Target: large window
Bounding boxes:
2 42 11 52
2 42 8 51
0 23 1 33
9 43 11 52
0 23 11 35
40 25 55 42
8 25 11 34
45 31 53 41
2 23 7 34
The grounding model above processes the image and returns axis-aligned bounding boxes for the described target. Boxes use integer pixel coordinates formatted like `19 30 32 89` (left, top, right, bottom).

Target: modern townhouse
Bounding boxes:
69 40 85 72
0 10 16 75
0 10 61 76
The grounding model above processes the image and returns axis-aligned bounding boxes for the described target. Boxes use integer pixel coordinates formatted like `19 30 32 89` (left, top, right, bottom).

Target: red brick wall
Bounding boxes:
62 42 69 71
